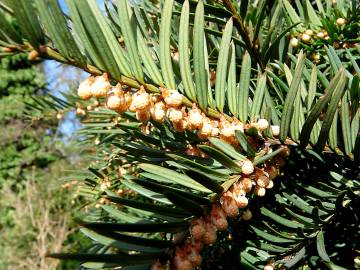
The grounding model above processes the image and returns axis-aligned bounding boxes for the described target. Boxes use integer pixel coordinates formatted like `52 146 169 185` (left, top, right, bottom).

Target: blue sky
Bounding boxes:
44 0 128 141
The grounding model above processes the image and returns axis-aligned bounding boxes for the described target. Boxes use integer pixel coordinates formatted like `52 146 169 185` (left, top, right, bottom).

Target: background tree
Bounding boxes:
0 53 89 269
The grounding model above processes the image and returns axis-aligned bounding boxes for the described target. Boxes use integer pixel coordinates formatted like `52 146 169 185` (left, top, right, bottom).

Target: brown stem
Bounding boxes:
20 46 233 121
223 0 265 71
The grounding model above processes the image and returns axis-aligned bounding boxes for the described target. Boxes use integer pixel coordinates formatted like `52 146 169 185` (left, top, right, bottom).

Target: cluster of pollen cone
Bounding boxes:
151 149 288 270
77 74 289 270
77 74 281 144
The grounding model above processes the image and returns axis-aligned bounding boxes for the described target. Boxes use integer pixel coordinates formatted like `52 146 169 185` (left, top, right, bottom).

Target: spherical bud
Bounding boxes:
56 112 63 120
312 53 321 62
264 264 274 270
333 41 340 49
76 107 86 116
190 219 206 241
167 107 184 123
254 186 266 197
106 95 123 110
234 194 248 209
241 178 253 193
211 204 226 219
266 180 274 189
186 245 202 267
301 33 311 43
242 209 252 221
212 217 228 231
210 205 228 230
221 192 239 217
257 175 270 188
211 127 220 137
266 166 278 180
151 261 166 270
172 51 180 62
232 120 244 133
290 37 299 48
257 119 269 131
77 77 94 100
173 119 188 132
186 145 201 156
130 88 150 111
220 121 235 138
110 84 123 97
151 101 167 122
162 88 183 107
203 222 217 245
316 32 325 39
188 106 204 130
198 118 213 139
100 180 110 191
136 109 151 122
211 120 219 128
305 29 314 36
91 74 111 98
241 159 254 175
271 125 280 136
232 184 246 197
336 18 346 26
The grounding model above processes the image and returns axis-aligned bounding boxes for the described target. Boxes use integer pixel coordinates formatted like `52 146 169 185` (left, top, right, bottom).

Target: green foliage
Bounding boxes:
238 149 359 269
0 53 50 186
0 54 89 269
0 0 359 270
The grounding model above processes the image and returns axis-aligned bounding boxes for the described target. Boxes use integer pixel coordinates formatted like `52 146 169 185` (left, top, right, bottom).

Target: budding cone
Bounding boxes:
241 160 254 175
187 105 203 130
77 77 94 100
221 192 239 217
270 125 280 136
242 209 252 221
234 195 248 209
255 186 266 197
151 101 167 122
136 109 151 122
257 118 269 131
163 89 183 107
336 18 346 26
210 205 228 231
290 37 299 48
91 74 111 98
202 222 217 245
130 88 150 111
241 178 253 193
190 219 205 241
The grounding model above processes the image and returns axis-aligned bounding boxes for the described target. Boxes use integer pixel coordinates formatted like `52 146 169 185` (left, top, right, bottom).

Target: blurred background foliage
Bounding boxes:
0 53 89 270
